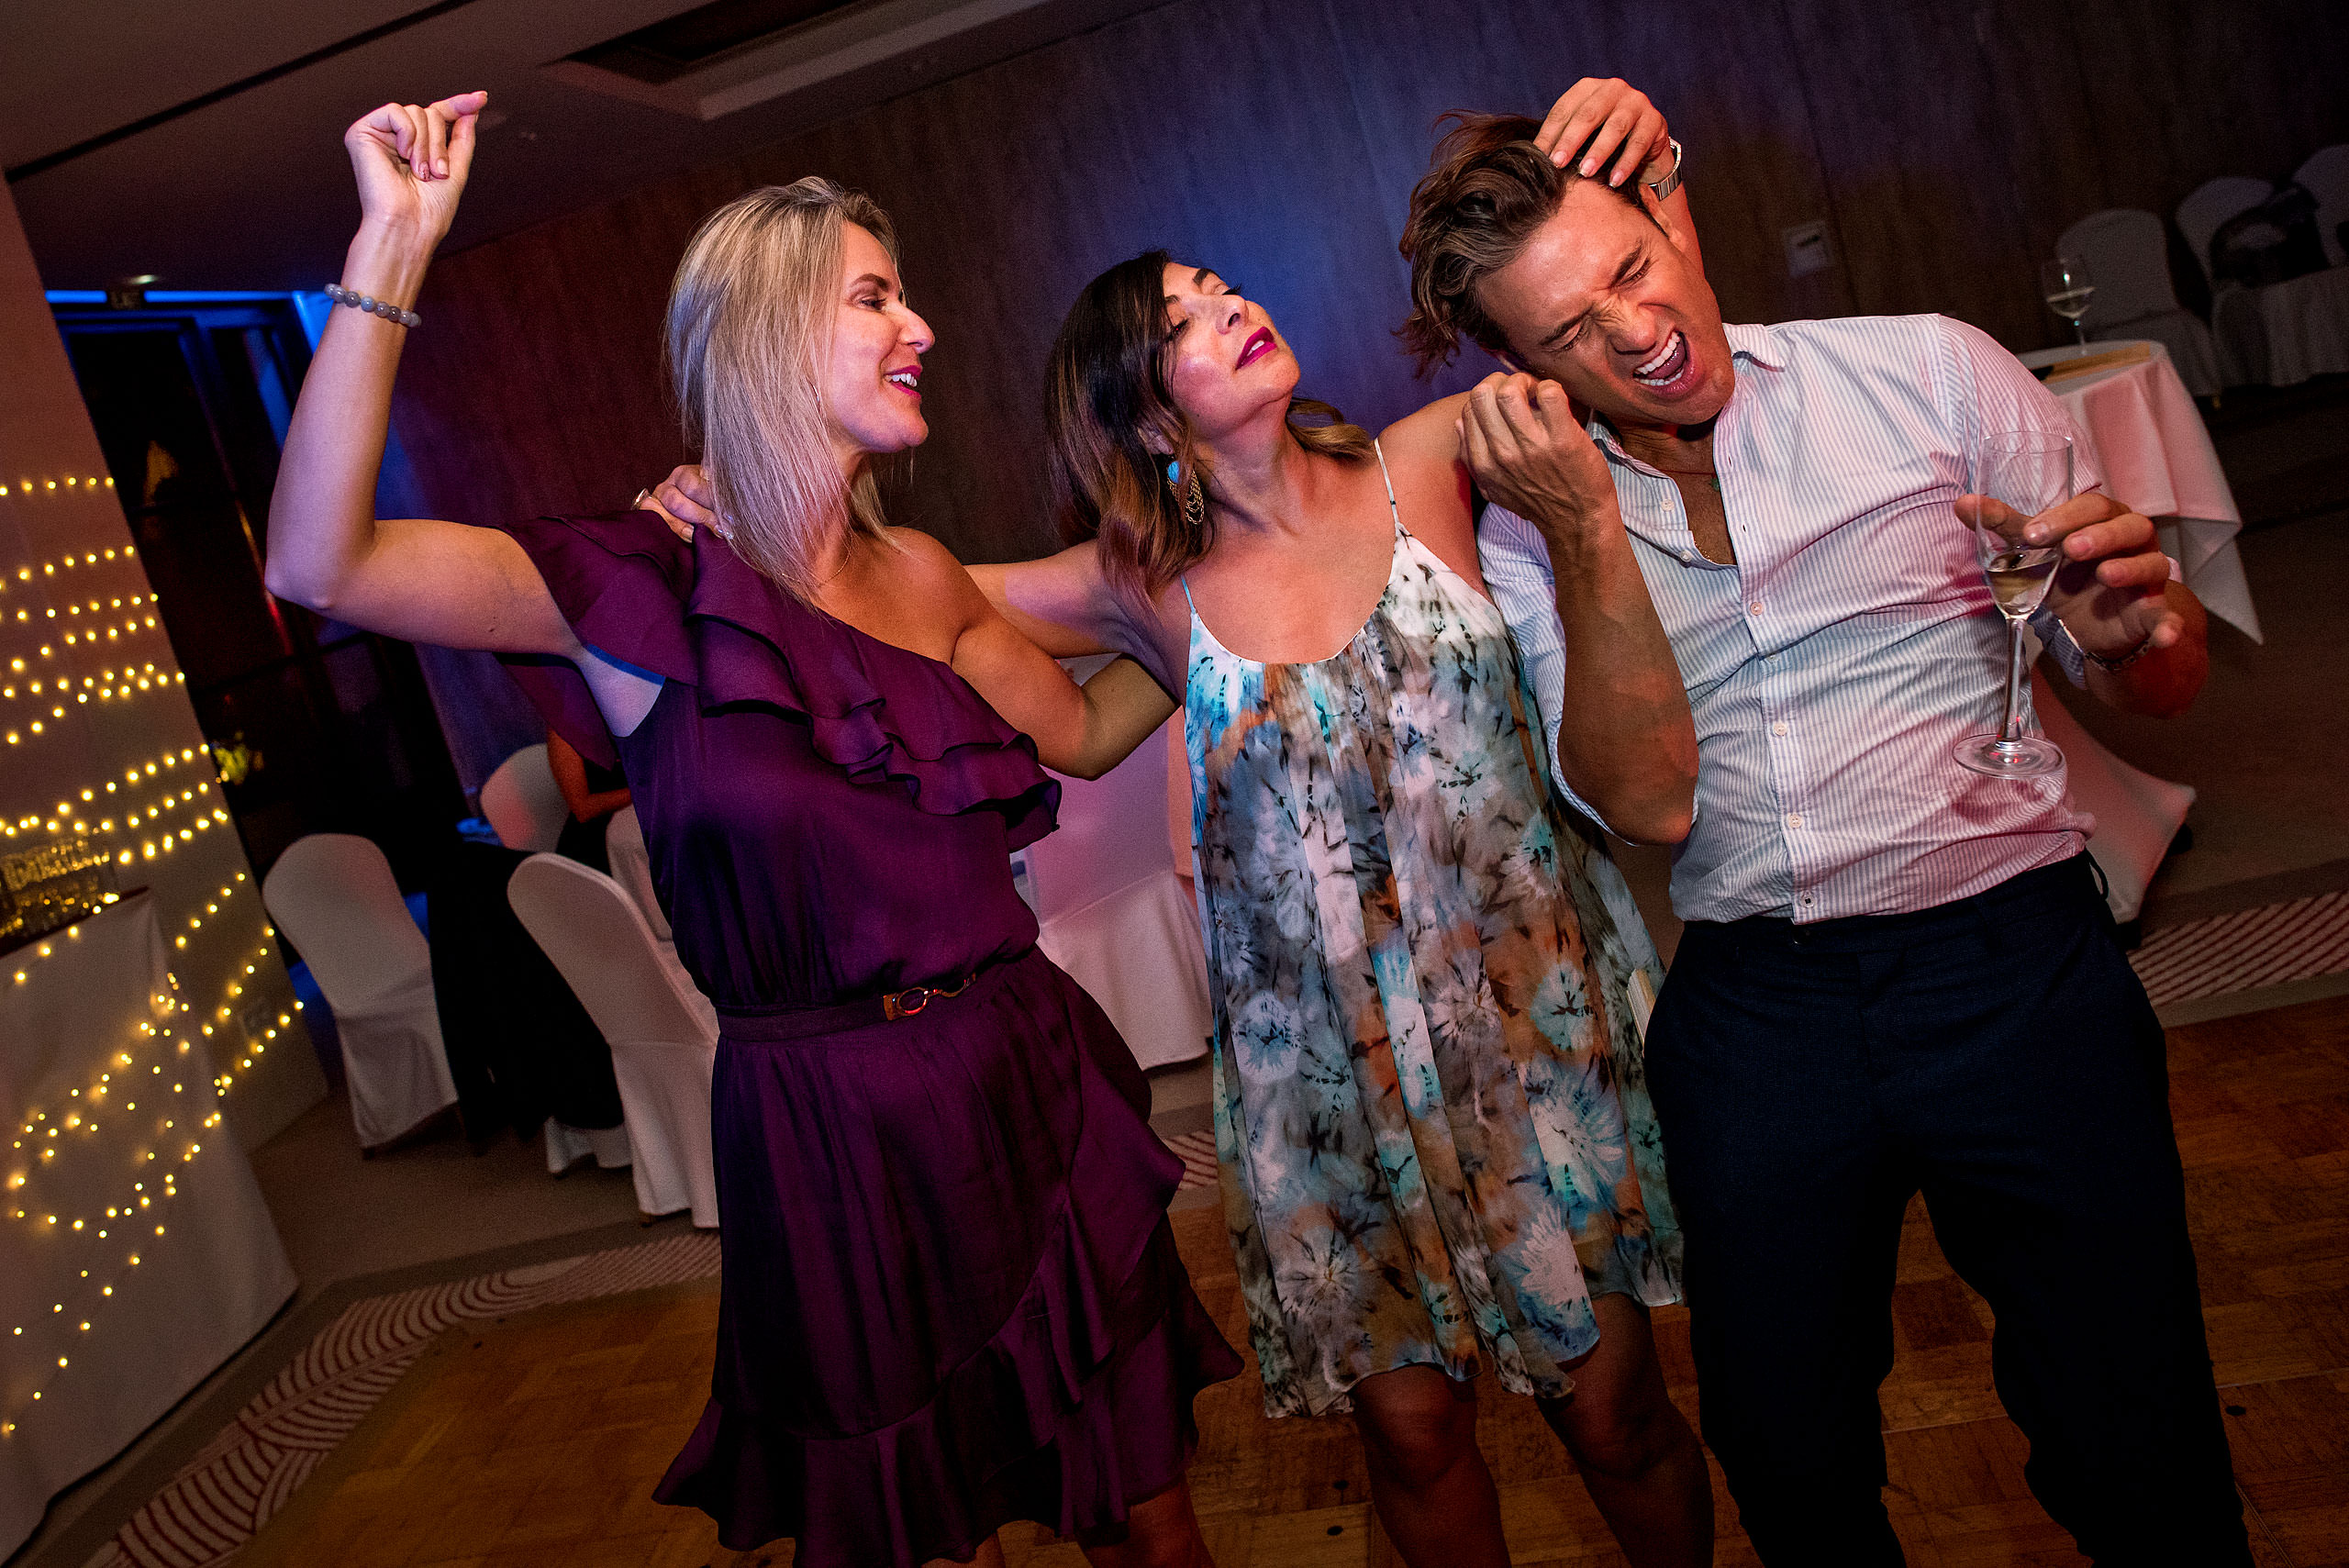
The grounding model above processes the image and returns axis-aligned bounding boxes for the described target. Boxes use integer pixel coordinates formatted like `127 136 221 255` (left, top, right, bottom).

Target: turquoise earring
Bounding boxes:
1165 458 1181 484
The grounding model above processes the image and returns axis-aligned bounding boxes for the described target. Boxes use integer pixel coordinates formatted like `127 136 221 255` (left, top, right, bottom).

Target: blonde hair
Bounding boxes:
1045 250 1373 606
664 177 901 600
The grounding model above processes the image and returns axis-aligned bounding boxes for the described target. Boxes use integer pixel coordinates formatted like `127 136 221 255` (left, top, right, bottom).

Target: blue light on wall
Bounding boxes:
47 290 338 347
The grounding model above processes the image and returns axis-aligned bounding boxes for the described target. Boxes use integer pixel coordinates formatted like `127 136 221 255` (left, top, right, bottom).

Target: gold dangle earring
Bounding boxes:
1167 456 1206 532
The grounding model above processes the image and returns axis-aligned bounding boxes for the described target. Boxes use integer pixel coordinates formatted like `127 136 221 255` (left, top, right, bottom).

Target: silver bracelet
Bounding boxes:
324 283 420 329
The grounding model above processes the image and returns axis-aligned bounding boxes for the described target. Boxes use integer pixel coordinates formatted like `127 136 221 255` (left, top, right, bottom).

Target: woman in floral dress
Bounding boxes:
993 238 1713 1566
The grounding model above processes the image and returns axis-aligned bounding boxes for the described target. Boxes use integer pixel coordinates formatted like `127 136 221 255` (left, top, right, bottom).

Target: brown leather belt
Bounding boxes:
716 973 978 1041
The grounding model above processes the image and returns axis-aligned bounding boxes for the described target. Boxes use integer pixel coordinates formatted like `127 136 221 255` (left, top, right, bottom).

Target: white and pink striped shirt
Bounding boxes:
1481 315 2098 925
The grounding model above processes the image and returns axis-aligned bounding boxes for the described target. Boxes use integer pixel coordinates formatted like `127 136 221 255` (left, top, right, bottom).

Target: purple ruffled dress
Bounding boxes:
493 511 1240 1566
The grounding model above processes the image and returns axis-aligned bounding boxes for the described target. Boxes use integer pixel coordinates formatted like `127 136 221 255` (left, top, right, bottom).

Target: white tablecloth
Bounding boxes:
2031 668 2196 925
2211 267 2349 389
1035 870 1214 1072
2020 341 2262 642
0 893 295 1558
1022 696 1211 1073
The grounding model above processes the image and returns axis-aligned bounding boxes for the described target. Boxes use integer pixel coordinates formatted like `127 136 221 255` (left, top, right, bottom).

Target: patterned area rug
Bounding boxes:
1165 1128 1218 1193
83 1235 723 1568
2131 890 2349 1009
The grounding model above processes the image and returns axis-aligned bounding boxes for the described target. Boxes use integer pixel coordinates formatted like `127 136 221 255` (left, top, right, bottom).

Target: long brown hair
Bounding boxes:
664 176 903 601
1044 250 1373 606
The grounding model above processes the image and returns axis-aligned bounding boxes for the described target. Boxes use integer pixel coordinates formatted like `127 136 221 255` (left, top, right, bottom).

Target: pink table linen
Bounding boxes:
2021 340 2262 642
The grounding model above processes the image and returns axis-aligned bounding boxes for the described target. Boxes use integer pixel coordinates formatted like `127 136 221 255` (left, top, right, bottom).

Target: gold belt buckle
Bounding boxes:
882 973 974 1021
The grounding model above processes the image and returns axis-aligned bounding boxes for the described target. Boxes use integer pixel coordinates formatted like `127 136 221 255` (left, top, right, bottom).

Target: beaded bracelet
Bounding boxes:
323 283 420 329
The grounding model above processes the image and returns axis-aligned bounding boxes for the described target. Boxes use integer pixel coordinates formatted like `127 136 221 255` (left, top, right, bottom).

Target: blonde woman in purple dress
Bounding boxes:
264 88 1239 1568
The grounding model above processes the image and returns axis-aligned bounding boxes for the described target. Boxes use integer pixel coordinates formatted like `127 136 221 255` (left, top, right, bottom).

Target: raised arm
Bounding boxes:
1461 373 1696 843
265 91 581 660
646 463 1180 688
886 529 1175 779
966 542 1140 664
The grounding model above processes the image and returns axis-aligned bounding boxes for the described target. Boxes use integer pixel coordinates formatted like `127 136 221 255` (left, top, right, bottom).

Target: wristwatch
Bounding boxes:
1645 138 1685 201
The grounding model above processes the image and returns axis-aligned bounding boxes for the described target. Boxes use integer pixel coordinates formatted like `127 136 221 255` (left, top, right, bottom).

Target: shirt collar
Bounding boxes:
1720 321 1786 371
1584 321 1784 460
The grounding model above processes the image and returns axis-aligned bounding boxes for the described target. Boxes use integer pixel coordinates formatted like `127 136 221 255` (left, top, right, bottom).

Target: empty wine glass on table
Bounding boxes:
2041 256 2095 350
1954 429 2070 780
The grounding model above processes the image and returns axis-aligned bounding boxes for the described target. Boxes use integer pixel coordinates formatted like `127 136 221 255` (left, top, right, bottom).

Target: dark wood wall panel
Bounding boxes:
388 0 2349 566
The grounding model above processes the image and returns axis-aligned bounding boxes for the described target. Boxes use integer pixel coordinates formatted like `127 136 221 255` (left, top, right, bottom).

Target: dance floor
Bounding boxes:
221 995 2347 1567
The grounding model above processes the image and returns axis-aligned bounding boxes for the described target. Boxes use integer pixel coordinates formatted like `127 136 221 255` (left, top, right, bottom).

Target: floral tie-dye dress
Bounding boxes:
1182 443 1681 1418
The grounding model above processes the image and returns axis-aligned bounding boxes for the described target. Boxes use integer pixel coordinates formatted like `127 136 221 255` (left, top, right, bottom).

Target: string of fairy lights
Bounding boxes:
3 469 302 1442
0 741 228 862
0 922 300 1434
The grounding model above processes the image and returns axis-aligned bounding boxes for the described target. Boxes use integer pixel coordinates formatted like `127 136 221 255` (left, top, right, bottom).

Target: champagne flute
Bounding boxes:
2041 257 2095 350
1954 430 2069 779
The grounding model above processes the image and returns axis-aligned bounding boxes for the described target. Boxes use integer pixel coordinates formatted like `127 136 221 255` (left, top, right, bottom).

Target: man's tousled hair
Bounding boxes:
1398 113 1648 375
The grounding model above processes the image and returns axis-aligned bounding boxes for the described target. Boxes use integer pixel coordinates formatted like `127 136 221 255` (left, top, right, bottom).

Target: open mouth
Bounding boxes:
1236 328 1275 370
884 366 921 396
1629 329 1693 392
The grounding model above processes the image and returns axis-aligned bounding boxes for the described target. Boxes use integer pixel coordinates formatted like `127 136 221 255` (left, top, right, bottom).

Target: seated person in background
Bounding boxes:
546 728 629 875
1397 113 2240 1566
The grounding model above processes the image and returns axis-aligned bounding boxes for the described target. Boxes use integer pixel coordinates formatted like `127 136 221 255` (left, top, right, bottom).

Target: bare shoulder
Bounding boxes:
1374 397 1477 572
887 525 980 584
1377 393 1472 465
885 525 989 617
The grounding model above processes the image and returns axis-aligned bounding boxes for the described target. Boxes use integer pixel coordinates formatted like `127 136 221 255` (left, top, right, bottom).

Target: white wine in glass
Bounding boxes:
2042 257 2095 350
1954 430 2070 779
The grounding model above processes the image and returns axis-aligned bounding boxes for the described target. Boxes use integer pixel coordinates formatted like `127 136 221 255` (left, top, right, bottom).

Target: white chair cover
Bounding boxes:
2212 266 2349 387
2293 144 2349 270
2059 209 2179 325
1026 706 1212 1072
2055 208 2226 395
599 803 718 1066
2031 669 2196 925
606 805 674 946
2176 176 2274 289
480 742 568 852
507 854 719 1227
543 1118 633 1173
262 834 457 1149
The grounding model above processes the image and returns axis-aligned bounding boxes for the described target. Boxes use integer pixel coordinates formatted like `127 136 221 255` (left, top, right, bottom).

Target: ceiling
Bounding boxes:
2 0 1163 291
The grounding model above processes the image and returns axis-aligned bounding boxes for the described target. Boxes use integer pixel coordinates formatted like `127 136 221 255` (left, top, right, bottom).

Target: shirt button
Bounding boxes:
1749 602 1765 616
1786 812 1804 828
1772 721 1789 737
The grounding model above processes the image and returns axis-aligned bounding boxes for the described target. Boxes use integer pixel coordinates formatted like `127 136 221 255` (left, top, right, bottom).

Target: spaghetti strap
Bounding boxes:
1371 438 1402 535
1180 574 1199 615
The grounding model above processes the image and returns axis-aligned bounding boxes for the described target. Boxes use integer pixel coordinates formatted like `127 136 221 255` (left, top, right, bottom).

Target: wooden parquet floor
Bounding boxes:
238 996 2349 1568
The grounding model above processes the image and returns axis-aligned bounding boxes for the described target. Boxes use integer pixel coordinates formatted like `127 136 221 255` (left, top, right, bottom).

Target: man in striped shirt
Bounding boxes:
1402 117 2243 1564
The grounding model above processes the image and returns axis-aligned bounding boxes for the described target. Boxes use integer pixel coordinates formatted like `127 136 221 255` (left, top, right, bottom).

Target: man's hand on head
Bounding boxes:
1457 373 1620 549
1533 78 1673 188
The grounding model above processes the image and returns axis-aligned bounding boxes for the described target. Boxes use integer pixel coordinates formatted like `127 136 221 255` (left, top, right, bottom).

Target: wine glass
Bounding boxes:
1953 430 2069 780
2041 257 2095 350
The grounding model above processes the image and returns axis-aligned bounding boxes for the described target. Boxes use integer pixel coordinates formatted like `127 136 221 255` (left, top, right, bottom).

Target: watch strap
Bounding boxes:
1645 138 1685 200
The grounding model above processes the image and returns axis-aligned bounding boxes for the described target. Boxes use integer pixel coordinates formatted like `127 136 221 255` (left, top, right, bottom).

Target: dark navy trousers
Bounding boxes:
1643 855 2249 1565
